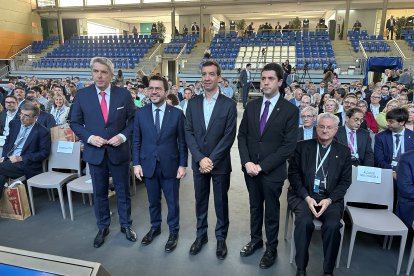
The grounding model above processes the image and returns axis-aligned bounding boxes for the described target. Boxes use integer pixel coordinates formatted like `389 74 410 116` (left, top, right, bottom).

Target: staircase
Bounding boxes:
331 40 364 75
179 42 210 74
395 40 414 69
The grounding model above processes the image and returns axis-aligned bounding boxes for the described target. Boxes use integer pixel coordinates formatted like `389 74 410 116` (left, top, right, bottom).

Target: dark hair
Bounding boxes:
31 86 41 93
346 107 364 118
335 88 346 98
386 107 409 123
149 75 169 91
184 87 193 94
21 102 40 117
5 95 18 103
137 84 145 89
201 60 221 76
166 94 179 106
14 86 25 92
261 63 284 81
381 85 389 90
246 63 252 67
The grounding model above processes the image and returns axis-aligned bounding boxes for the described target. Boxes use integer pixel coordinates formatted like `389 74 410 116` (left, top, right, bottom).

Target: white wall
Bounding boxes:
336 9 379 36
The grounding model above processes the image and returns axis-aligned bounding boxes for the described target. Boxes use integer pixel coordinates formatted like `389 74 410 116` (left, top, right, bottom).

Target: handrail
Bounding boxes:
148 43 162 59
358 40 368 59
0 65 10 79
9 45 32 59
176 43 187 60
393 40 407 60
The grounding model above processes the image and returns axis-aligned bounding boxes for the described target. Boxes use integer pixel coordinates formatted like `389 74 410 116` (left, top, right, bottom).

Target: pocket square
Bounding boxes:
117 106 125 110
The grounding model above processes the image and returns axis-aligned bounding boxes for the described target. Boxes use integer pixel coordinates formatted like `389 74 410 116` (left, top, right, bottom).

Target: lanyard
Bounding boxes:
55 108 64 124
315 144 331 175
393 137 402 158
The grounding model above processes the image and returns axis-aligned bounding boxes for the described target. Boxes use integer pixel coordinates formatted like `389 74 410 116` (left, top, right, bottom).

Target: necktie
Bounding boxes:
260 101 271 135
99 91 108 123
349 130 355 153
155 108 161 135
395 134 401 159
9 126 28 157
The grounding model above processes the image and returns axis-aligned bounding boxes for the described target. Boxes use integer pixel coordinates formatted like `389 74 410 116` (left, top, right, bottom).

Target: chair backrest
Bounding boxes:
344 166 394 210
48 141 82 176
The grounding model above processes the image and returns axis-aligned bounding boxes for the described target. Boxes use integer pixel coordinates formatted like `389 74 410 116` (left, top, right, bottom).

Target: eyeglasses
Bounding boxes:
301 115 315 119
371 96 381 99
344 101 357 106
317 125 337 131
147 87 164 93
5 101 17 104
20 112 34 118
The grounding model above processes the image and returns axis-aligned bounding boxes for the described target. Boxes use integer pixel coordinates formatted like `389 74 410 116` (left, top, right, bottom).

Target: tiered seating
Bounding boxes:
401 29 414 51
207 32 240 70
295 31 336 70
33 34 158 69
348 30 389 52
31 36 59 53
164 34 199 54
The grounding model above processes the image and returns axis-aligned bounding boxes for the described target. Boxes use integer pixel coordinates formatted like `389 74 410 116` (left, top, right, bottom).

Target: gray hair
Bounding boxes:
302 106 318 117
324 98 339 113
90 57 115 76
317 112 340 126
20 102 40 117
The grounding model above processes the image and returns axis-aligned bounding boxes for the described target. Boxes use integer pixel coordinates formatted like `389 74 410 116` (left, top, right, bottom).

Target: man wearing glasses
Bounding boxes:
0 103 51 198
367 91 383 119
336 92 357 126
0 95 19 136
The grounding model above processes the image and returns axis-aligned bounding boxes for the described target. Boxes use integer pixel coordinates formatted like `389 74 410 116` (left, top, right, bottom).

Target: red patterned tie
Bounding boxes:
99 91 108 123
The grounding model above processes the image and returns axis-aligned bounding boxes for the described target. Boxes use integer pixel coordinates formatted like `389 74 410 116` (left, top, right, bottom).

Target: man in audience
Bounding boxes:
317 82 326 94
335 107 374 166
179 87 193 115
220 79 234 99
298 94 311 126
25 97 56 129
240 63 252 108
238 63 298 269
290 87 303 107
14 86 26 108
70 57 136 248
396 150 414 227
337 93 358 126
374 108 414 170
178 80 187 96
298 106 318 141
0 95 19 136
194 80 203 96
0 103 51 197
288 112 352 276
31 86 48 108
380 85 391 108
132 75 187 253
368 91 383 119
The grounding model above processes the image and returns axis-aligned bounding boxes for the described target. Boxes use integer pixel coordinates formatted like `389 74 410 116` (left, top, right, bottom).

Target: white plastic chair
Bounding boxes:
27 141 81 219
345 166 408 275
67 163 93 221
407 222 414 275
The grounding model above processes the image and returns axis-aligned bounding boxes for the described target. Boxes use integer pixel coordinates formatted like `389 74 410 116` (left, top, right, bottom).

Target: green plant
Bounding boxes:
156 21 166 42
395 16 406 40
236 19 246 31
291 17 302 31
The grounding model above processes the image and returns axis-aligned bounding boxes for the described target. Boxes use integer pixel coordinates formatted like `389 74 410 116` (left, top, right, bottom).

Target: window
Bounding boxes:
37 0 55 7
87 0 111 6
87 21 119 35
115 0 140 3
59 0 83 7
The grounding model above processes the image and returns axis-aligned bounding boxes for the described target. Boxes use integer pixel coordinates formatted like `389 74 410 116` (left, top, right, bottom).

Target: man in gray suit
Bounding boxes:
240 63 252 108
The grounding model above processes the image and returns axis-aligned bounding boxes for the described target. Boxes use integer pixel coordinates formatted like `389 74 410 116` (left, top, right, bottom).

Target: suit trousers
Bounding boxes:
244 173 283 251
144 163 180 234
193 172 230 240
89 152 132 230
293 200 343 273
0 160 25 195
242 83 250 107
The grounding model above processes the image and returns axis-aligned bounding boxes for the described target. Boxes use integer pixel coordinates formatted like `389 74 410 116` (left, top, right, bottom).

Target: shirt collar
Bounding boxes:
152 101 166 113
345 125 356 134
95 85 111 96
262 93 280 107
203 90 219 101
393 128 405 136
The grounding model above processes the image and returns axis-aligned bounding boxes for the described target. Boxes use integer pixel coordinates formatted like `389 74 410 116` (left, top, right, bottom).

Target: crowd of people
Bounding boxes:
0 57 413 276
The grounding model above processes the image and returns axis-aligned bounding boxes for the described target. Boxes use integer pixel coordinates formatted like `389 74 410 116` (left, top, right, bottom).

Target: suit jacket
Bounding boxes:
238 97 299 182
396 150 414 227
287 139 352 209
37 111 56 129
386 19 396 30
2 120 51 179
374 128 414 169
335 126 374 166
297 126 317 141
240 69 249 85
0 110 18 135
132 104 188 178
70 85 135 165
185 94 237 174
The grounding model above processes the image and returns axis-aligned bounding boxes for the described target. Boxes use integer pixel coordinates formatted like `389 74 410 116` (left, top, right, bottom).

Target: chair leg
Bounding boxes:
289 214 296 264
284 206 291 240
67 188 74 221
383 236 389 249
388 236 394 250
347 228 358 268
51 189 56 201
397 233 407 275
81 193 86 205
47 189 52 201
407 238 414 275
336 220 345 268
88 194 93 206
57 187 66 219
28 185 36 216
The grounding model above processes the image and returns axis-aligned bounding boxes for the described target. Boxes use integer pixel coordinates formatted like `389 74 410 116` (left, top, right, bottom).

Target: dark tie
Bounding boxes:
260 100 271 135
155 108 161 135
99 91 108 123
9 126 28 157
395 134 401 159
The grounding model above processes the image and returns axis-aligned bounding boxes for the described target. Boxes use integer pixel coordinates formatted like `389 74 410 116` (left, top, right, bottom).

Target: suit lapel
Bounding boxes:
107 86 118 124
206 94 221 134
197 96 207 133
21 123 37 154
356 130 364 155
159 105 172 140
261 97 283 136
327 142 338 189
146 105 158 137
405 129 413 151
385 131 393 157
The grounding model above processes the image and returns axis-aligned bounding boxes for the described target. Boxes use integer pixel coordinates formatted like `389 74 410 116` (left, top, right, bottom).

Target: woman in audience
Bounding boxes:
318 93 332 114
323 98 339 115
312 93 321 108
376 99 400 132
332 72 341 87
67 83 77 103
50 94 70 125
115 69 124 86
403 103 414 131
358 100 379 133
166 94 182 111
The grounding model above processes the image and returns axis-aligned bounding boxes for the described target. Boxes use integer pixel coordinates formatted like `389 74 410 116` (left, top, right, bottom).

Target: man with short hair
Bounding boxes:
380 85 391 107
240 63 252 108
317 82 326 94
179 87 193 115
194 80 203 96
337 93 357 126
288 113 352 276
14 86 26 108
220 79 235 99
290 88 303 107
298 94 311 127
298 106 318 141
335 108 374 166
0 95 19 136
25 97 56 129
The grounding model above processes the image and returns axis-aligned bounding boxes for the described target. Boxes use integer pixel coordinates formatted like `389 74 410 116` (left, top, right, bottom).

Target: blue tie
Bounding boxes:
155 109 161 135
395 134 401 160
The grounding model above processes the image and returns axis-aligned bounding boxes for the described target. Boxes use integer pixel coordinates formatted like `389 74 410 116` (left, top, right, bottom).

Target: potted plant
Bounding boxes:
395 16 407 40
157 21 166 43
236 19 246 37
291 17 302 31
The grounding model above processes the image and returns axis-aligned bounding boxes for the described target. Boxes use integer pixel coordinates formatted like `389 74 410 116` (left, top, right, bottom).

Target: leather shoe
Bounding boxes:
93 228 109 248
165 233 179 253
296 269 307 276
141 228 161 245
240 240 263 257
259 249 277 269
120 226 137 242
324 273 333 276
189 236 208 255
216 240 227 260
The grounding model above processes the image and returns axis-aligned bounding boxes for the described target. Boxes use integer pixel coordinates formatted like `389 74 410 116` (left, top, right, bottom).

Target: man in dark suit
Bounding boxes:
25 97 56 129
288 113 352 276
0 95 19 136
0 103 51 196
185 60 237 260
132 75 188 253
240 63 252 108
374 108 414 170
238 63 299 269
298 106 318 141
70 57 136 248
396 150 414 228
335 107 374 166
386 15 396 40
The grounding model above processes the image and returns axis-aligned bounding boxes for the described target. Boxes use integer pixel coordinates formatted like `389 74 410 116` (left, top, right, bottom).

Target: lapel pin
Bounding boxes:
336 156 338 158
277 108 280 111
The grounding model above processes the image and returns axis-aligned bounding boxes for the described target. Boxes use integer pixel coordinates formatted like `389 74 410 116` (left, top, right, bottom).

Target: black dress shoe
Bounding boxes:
93 228 110 248
324 273 333 276
259 249 277 269
120 226 137 242
216 240 227 260
189 236 208 255
165 233 179 253
141 228 161 246
296 269 307 276
240 240 263 257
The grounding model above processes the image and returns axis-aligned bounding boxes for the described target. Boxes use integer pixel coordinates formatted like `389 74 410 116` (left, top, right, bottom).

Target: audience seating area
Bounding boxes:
164 34 199 54
204 32 241 70
31 36 59 54
33 34 158 69
348 30 389 52
401 29 414 51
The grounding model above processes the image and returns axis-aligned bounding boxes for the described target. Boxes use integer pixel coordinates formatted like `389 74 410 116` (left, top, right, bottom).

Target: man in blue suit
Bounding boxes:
70 57 136 248
185 60 237 260
0 103 51 196
396 150 414 227
374 108 414 170
132 75 188 253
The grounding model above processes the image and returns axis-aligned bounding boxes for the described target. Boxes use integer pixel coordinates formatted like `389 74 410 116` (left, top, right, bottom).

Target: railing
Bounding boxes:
176 43 187 60
393 40 407 60
358 40 368 59
0 65 10 79
138 43 163 75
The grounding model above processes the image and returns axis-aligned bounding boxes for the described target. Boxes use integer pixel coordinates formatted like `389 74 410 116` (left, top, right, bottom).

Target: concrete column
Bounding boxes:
379 0 388 36
57 12 64 44
171 7 176 39
200 6 203 42
342 0 351 40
